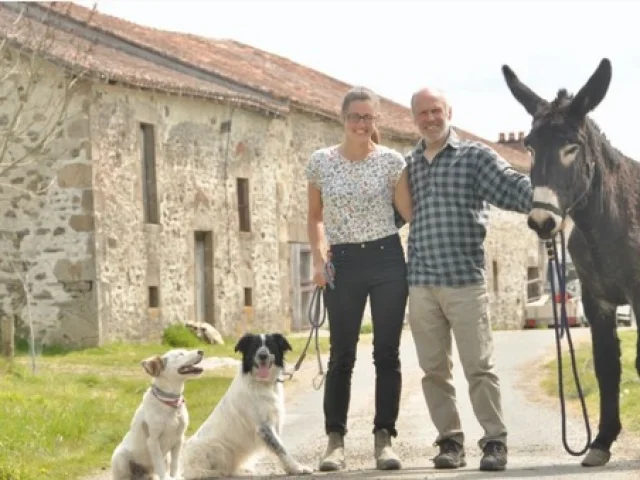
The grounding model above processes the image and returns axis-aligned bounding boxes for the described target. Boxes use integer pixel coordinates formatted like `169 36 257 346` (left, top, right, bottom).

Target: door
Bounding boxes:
194 231 214 325
290 243 315 331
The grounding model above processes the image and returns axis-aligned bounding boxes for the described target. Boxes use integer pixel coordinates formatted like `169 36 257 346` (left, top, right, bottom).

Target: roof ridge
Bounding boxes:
25 1 287 105
63 3 408 114
10 2 529 170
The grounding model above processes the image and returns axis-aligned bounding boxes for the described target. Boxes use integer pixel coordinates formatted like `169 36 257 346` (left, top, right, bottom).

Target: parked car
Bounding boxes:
524 259 587 329
524 290 587 329
524 253 635 329
615 305 635 327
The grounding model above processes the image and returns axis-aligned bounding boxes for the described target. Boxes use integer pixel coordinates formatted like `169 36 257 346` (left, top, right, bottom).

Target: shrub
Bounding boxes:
161 323 205 348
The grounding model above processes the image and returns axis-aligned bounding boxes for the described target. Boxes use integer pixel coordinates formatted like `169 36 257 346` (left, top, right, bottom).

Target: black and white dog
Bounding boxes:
181 332 313 478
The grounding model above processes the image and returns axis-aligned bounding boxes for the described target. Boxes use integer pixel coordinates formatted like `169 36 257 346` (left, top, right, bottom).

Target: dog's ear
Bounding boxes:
141 355 164 377
272 333 292 353
234 333 254 354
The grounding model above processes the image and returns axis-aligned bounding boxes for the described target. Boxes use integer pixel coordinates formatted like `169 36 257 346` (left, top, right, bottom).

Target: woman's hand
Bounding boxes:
312 250 334 288
313 261 328 287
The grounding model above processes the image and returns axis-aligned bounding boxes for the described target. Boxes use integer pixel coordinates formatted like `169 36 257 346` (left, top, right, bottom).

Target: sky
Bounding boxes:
76 0 640 159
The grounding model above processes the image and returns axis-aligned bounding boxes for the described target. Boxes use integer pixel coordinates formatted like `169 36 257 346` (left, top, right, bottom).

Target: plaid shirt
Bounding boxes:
406 129 533 287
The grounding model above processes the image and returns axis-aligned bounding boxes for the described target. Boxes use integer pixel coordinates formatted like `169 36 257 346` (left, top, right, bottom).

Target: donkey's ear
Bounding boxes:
141 355 164 377
501 64 547 117
568 58 612 119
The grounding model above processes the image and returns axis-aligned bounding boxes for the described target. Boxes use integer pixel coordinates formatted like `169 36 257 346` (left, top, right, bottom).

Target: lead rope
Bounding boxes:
280 261 333 390
546 230 592 456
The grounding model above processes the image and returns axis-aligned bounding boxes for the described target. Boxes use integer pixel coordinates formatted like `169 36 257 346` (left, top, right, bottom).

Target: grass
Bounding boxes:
360 322 373 334
540 329 640 433
0 327 329 480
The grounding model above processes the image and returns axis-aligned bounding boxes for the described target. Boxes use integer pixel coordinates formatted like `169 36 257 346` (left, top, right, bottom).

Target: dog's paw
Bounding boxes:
286 462 313 475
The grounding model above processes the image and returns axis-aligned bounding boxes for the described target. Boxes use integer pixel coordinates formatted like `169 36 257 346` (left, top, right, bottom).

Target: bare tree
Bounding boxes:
0 1 96 368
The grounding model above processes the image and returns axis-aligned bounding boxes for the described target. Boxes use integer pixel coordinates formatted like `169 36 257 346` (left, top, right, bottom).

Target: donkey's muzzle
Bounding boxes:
527 213 558 240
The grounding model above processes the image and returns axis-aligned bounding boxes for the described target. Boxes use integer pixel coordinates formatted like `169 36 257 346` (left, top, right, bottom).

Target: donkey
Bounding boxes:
501 58 640 468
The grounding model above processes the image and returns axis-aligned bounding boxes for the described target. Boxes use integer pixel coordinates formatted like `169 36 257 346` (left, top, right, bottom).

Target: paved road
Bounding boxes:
84 327 640 479
250 327 640 479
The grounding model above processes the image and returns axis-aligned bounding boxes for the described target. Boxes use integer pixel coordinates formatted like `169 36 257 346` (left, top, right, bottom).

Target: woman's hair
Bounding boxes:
341 86 381 144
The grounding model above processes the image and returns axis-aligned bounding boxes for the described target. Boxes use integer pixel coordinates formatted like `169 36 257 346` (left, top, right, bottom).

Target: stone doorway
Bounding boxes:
194 231 214 326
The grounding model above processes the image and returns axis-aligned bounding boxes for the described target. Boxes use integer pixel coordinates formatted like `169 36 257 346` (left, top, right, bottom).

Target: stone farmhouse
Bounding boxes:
0 2 542 348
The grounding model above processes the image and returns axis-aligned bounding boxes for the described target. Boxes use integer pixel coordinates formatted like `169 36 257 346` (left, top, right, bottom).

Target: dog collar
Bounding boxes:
151 384 185 408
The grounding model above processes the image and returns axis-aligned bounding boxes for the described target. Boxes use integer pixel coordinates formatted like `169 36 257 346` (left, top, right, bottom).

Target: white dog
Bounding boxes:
181 333 313 478
111 348 205 480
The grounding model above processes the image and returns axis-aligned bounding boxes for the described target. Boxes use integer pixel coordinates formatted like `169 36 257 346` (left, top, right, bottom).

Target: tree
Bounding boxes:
0 1 96 368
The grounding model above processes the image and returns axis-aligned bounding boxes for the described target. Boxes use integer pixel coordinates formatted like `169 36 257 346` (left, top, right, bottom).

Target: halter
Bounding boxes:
531 159 596 219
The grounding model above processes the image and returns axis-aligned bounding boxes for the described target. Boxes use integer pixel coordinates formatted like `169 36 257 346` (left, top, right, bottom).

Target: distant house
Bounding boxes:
0 1 539 348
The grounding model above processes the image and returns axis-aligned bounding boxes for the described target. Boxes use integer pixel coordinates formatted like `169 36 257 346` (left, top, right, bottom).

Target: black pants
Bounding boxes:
323 233 408 438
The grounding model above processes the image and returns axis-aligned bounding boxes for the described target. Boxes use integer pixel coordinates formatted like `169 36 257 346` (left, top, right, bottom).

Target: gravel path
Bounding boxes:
83 327 640 479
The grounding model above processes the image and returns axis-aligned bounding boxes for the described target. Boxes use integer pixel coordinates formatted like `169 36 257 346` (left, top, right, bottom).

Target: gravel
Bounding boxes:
83 326 640 479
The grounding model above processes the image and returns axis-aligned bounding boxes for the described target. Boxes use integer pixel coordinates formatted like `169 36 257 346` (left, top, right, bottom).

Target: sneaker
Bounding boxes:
480 441 508 471
432 438 466 469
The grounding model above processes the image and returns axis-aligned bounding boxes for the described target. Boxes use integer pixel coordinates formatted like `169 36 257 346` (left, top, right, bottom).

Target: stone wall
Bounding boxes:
89 90 419 344
485 209 541 329
90 85 281 343
0 57 540 347
0 53 97 348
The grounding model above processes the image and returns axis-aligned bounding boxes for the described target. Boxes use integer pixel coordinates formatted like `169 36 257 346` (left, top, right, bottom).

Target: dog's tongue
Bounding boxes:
257 365 270 378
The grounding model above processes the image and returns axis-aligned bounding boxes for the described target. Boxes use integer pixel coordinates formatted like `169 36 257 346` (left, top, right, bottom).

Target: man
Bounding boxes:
405 87 532 472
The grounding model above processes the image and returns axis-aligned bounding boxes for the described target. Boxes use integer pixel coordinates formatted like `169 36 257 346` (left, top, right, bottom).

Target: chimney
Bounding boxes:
499 132 505 143
518 131 525 141
508 131 516 142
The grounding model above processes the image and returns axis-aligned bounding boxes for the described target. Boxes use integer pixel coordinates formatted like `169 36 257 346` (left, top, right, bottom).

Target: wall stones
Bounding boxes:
57 163 92 188
0 56 97 348
1 57 541 349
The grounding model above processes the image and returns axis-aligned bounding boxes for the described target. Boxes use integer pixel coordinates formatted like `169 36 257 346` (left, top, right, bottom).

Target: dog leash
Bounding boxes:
281 261 334 390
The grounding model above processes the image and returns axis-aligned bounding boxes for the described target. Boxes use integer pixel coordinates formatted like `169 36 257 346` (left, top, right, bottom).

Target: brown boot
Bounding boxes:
319 432 345 471
374 429 402 470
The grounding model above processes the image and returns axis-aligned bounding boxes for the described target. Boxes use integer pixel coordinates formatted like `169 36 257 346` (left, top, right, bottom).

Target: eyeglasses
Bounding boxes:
345 113 378 124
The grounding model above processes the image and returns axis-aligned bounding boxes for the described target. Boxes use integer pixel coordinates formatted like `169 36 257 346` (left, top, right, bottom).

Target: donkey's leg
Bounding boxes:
581 290 621 467
632 299 640 378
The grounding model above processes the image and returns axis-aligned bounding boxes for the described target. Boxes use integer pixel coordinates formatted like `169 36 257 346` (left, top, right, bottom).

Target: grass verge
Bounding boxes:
540 329 640 433
0 332 329 480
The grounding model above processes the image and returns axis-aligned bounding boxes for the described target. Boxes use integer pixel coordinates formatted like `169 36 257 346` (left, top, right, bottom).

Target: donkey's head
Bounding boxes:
501 58 612 240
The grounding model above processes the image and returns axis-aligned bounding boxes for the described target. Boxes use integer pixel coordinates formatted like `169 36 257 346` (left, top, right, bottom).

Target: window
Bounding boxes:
492 260 499 294
237 178 251 232
148 286 159 308
244 287 253 307
140 123 159 224
527 267 541 299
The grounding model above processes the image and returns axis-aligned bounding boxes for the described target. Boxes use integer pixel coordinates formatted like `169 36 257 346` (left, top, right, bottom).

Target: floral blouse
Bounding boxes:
305 145 406 245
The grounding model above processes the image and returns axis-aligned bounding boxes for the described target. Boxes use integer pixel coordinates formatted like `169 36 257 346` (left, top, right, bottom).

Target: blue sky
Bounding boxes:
78 0 640 159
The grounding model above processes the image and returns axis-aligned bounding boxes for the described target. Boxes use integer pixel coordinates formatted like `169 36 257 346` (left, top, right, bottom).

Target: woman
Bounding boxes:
305 86 412 472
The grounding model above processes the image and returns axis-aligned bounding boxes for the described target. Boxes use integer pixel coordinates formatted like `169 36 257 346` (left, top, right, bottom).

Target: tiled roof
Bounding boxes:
0 3 287 115
2 1 531 171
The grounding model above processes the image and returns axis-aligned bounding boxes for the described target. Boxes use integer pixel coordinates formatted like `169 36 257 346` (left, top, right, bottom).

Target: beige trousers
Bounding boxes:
408 283 507 448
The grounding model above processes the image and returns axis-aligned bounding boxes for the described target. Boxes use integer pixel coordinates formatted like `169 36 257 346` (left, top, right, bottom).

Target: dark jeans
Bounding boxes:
323 233 408 438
